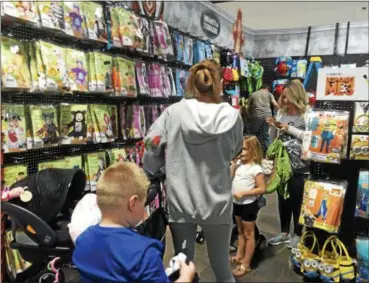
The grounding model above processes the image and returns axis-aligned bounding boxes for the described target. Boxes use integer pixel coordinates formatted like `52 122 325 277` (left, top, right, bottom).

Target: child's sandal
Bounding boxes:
232 264 252 277
229 256 243 264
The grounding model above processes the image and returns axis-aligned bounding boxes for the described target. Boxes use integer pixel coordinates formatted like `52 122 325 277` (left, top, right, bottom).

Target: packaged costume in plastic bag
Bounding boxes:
59 104 89 145
173 31 184 63
353 102 369 133
148 63 163 97
350 135 369 160
26 42 39 92
274 56 292 78
93 52 113 93
82 2 107 42
167 67 177 96
131 105 146 139
2 104 27 152
205 43 213 60
120 104 128 140
87 52 97 91
64 156 83 169
29 105 59 148
91 104 115 143
299 179 347 233
2 1 39 23
1 37 31 91
135 61 150 96
193 40 206 64
160 66 172 97
3 165 27 190
37 1 65 30
113 57 136 97
176 69 187 97
65 48 88 92
64 2 86 38
212 45 221 64
108 148 127 165
291 59 307 79
152 20 173 56
272 79 289 97
355 170 369 219
356 237 369 283
183 36 193 66
85 152 107 192
109 7 122 47
118 8 142 48
302 110 350 164
137 16 151 54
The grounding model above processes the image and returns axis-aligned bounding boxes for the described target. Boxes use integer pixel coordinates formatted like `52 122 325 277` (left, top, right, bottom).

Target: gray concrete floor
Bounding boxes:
163 193 303 282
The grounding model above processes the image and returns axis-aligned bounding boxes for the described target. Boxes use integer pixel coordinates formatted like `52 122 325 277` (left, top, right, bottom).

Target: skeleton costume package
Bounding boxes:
59 104 89 145
29 105 59 148
137 16 151 54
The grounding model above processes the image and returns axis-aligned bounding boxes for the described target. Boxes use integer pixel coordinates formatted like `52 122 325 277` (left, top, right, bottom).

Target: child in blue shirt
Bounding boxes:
73 162 195 283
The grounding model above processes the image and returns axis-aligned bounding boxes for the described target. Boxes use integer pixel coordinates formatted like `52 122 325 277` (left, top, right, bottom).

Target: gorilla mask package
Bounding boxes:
299 179 347 233
29 105 59 148
302 110 350 164
2 104 27 153
59 104 89 144
1 37 31 90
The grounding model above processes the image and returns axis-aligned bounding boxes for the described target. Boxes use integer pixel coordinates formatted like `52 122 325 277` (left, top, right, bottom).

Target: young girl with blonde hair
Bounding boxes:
230 136 266 276
266 79 310 249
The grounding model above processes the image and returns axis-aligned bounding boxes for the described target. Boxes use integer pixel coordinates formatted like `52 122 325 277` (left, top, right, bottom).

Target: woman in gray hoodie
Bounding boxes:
143 59 243 282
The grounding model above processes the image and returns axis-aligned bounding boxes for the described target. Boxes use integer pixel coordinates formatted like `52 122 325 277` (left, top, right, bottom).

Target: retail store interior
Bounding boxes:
1 1 368 283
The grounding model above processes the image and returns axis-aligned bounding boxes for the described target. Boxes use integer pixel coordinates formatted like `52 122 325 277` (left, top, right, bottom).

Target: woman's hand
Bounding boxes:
279 123 289 132
176 261 196 283
266 116 275 126
233 191 246 200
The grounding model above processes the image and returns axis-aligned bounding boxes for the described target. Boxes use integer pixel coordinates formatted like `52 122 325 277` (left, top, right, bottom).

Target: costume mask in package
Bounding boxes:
108 148 127 165
152 20 173 56
118 8 142 48
91 104 115 143
274 56 292 78
173 31 184 63
64 2 86 38
356 237 369 283
148 63 163 97
2 104 27 152
87 52 97 91
82 2 107 42
302 110 350 164
350 135 369 160
64 155 82 169
183 36 194 66
93 52 113 93
65 48 88 92
114 57 136 97
135 61 150 96
353 102 369 133
1 37 31 90
137 17 151 54
37 1 65 30
355 170 369 219
193 40 206 64
299 179 347 233
38 159 66 171
29 105 59 148
85 152 107 192
3 165 27 189
59 104 88 144
38 41 69 91
1 1 39 23
176 69 187 97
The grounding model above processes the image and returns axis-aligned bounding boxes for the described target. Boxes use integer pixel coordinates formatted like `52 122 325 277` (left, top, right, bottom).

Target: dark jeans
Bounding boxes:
250 116 270 152
278 173 307 237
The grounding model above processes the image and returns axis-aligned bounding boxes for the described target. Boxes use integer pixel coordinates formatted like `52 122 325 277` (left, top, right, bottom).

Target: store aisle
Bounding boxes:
164 193 303 282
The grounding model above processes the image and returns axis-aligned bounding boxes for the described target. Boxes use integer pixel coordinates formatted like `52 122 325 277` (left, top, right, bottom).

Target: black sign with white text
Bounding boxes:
201 10 221 39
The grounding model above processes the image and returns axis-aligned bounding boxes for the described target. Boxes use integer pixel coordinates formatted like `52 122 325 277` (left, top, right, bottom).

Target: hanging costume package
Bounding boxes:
113 57 136 97
65 48 88 92
193 40 206 64
91 104 115 143
148 63 163 97
135 61 150 96
350 135 369 160
131 105 146 139
29 105 59 148
274 56 292 78
109 7 122 48
85 152 107 192
82 2 107 42
64 155 83 170
353 102 369 133
137 16 151 54
356 237 369 283
205 43 213 60
183 36 193 66
212 45 221 64
108 148 127 165
87 52 97 92
120 104 128 140
176 69 187 97
37 41 69 91
272 79 289 97
118 8 142 48
173 30 184 63
355 170 369 219
38 159 67 171
26 42 40 92
299 179 347 233
64 1 86 38
1 37 31 91
59 104 89 145
302 110 350 164
167 67 177 96
160 65 172 98
37 1 65 31
2 1 39 23
152 20 173 56
109 105 118 139
2 104 27 153
3 165 27 190
291 59 308 79
93 52 113 93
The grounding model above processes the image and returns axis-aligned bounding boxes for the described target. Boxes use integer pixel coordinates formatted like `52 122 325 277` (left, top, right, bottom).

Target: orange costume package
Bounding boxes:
299 179 347 233
302 110 350 164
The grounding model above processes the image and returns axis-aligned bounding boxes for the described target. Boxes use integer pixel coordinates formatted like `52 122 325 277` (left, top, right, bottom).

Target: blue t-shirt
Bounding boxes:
73 225 170 283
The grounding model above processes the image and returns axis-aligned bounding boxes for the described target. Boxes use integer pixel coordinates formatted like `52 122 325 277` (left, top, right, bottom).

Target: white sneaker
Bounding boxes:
287 235 300 249
268 233 291 246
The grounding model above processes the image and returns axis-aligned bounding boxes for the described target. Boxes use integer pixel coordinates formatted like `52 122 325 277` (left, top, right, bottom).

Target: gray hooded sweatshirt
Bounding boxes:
143 98 243 225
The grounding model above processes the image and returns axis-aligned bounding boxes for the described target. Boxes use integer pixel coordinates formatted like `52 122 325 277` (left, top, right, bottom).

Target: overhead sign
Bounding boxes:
201 10 221 39
316 67 369 101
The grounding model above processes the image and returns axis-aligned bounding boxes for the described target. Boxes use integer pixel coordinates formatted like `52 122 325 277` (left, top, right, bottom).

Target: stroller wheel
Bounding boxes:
258 235 267 250
38 272 55 283
196 231 205 244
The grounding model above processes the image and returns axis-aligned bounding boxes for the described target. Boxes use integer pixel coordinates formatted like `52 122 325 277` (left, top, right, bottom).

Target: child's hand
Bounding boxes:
177 261 195 283
233 191 246 200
